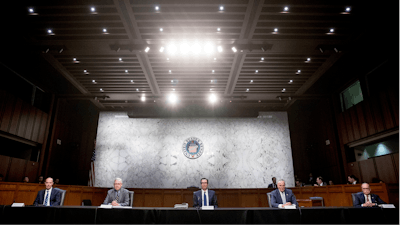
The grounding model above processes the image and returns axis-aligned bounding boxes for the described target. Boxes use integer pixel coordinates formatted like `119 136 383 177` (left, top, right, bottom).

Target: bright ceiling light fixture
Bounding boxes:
167 43 177 55
159 46 164 52
204 42 214 54
217 46 223 52
231 47 237 52
192 42 202 54
180 42 190 54
209 94 217 103
219 6 224 11
144 47 150 52
141 95 146 102
168 93 177 103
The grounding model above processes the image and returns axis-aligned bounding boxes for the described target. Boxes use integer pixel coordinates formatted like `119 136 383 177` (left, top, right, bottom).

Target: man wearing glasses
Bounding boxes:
103 178 129 206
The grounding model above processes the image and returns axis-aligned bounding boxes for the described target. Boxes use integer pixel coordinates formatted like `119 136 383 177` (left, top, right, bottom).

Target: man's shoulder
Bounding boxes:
121 188 129 193
193 190 201 195
270 189 279 195
285 189 294 194
208 189 216 194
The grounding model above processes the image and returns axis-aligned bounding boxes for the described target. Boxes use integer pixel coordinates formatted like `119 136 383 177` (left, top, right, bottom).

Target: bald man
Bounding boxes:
354 183 386 207
33 177 61 206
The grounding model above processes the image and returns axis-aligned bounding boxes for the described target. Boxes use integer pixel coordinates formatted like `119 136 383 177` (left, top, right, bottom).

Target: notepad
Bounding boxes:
11 203 25 207
202 206 214 210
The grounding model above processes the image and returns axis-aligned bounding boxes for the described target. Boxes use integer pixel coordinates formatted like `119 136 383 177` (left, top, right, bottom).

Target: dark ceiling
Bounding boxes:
2 0 398 114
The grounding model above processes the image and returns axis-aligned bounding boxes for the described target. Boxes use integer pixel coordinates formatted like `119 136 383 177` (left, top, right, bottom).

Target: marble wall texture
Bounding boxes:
95 111 294 188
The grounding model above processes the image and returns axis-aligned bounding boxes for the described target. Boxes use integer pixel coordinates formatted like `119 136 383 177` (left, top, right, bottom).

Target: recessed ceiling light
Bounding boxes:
329 28 335 33
125 70 128 73
171 80 174 83
212 70 215 73
284 6 289 11
141 95 146 102
250 80 253 83
119 58 123 61
167 58 169 61
210 89 212 91
255 70 258 73
145 47 150 52
100 88 103 92
136 88 139 92
91 7 95 12
217 46 223 52
217 28 221 31
274 28 278 32
73 58 77 61
231 47 237 52
345 7 351 12
297 70 301 73
29 8 34 13
131 80 134 83
103 28 107 32
28 8 38 15
155 6 159 10
92 80 96 83
47 29 54 35
169 70 172 73
159 47 164 52
219 6 224 11
211 80 213 83
261 57 264 61
168 93 177 103
209 94 217 103
282 88 286 92
246 89 249 92
160 28 163 32
214 58 217 61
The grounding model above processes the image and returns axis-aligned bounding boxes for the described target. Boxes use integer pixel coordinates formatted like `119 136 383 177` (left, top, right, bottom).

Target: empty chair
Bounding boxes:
351 193 357 206
309 196 324 206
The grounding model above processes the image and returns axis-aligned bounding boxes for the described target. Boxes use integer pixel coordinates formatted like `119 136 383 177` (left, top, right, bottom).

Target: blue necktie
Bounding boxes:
203 192 207 206
44 190 49 206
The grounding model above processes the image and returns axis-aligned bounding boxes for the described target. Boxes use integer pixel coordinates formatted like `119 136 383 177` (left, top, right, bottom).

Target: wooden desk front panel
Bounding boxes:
0 182 397 207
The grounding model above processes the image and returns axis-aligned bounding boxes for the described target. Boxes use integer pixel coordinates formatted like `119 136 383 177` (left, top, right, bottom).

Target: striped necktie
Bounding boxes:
44 190 49 206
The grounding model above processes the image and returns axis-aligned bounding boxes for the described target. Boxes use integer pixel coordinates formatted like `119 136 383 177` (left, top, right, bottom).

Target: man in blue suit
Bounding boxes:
193 178 218 208
354 183 386 207
269 179 298 208
33 177 61 206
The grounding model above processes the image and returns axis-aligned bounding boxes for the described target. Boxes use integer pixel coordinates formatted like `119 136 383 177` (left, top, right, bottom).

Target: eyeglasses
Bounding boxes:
201 182 208 184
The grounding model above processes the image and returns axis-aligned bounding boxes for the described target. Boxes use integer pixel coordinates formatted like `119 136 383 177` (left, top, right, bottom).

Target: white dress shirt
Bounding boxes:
201 189 209 206
43 188 52 206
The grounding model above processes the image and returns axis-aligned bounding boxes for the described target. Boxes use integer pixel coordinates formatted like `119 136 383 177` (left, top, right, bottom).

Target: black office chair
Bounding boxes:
54 188 66 206
128 191 134 207
82 199 92 206
351 193 357 206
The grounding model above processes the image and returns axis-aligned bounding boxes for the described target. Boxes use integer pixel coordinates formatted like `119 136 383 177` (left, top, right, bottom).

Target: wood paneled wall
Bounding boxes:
0 155 39 182
0 90 48 144
1 182 397 208
336 90 398 145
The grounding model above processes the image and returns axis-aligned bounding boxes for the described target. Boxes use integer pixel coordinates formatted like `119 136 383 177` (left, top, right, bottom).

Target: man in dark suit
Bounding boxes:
314 176 327 186
33 177 61 206
270 179 298 208
193 178 218 208
103 178 130 206
354 183 386 207
268 177 277 188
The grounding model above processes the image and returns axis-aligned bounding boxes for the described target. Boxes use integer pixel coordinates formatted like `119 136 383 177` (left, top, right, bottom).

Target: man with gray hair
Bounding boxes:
269 179 298 208
103 178 130 206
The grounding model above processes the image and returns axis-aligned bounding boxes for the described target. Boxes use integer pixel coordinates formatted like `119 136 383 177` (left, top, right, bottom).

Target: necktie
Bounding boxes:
44 190 49 206
365 195 370 203
115 191 119 202
203 192 207 206
281 192 286 204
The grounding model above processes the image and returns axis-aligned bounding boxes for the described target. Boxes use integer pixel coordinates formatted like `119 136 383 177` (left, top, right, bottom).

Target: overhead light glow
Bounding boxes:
217 46 223 52
125 70 128 73
250 80 253 83
232 47 237 52
284 6 289 11
155 6 159 10
119 58 123 61
219 6 224 11
345 7 351 12
91 7 95 12
192 42 201 54
159 46 164 52
145 47 150 52
330 28 335 33
209 94 217 103
167 44 178 55
217 28 221 31
246 89 249 92
261 57 264 61
131 80 134 83
212 70 215 73
47 29 53 34
204 42 214 54
306 58 311 61
255 70 258 73
29 8 34 13
160 28 163 32
92 80 96 83
169 93 177 103
180 42 190 54
141 95 146 102
274 28 278 32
